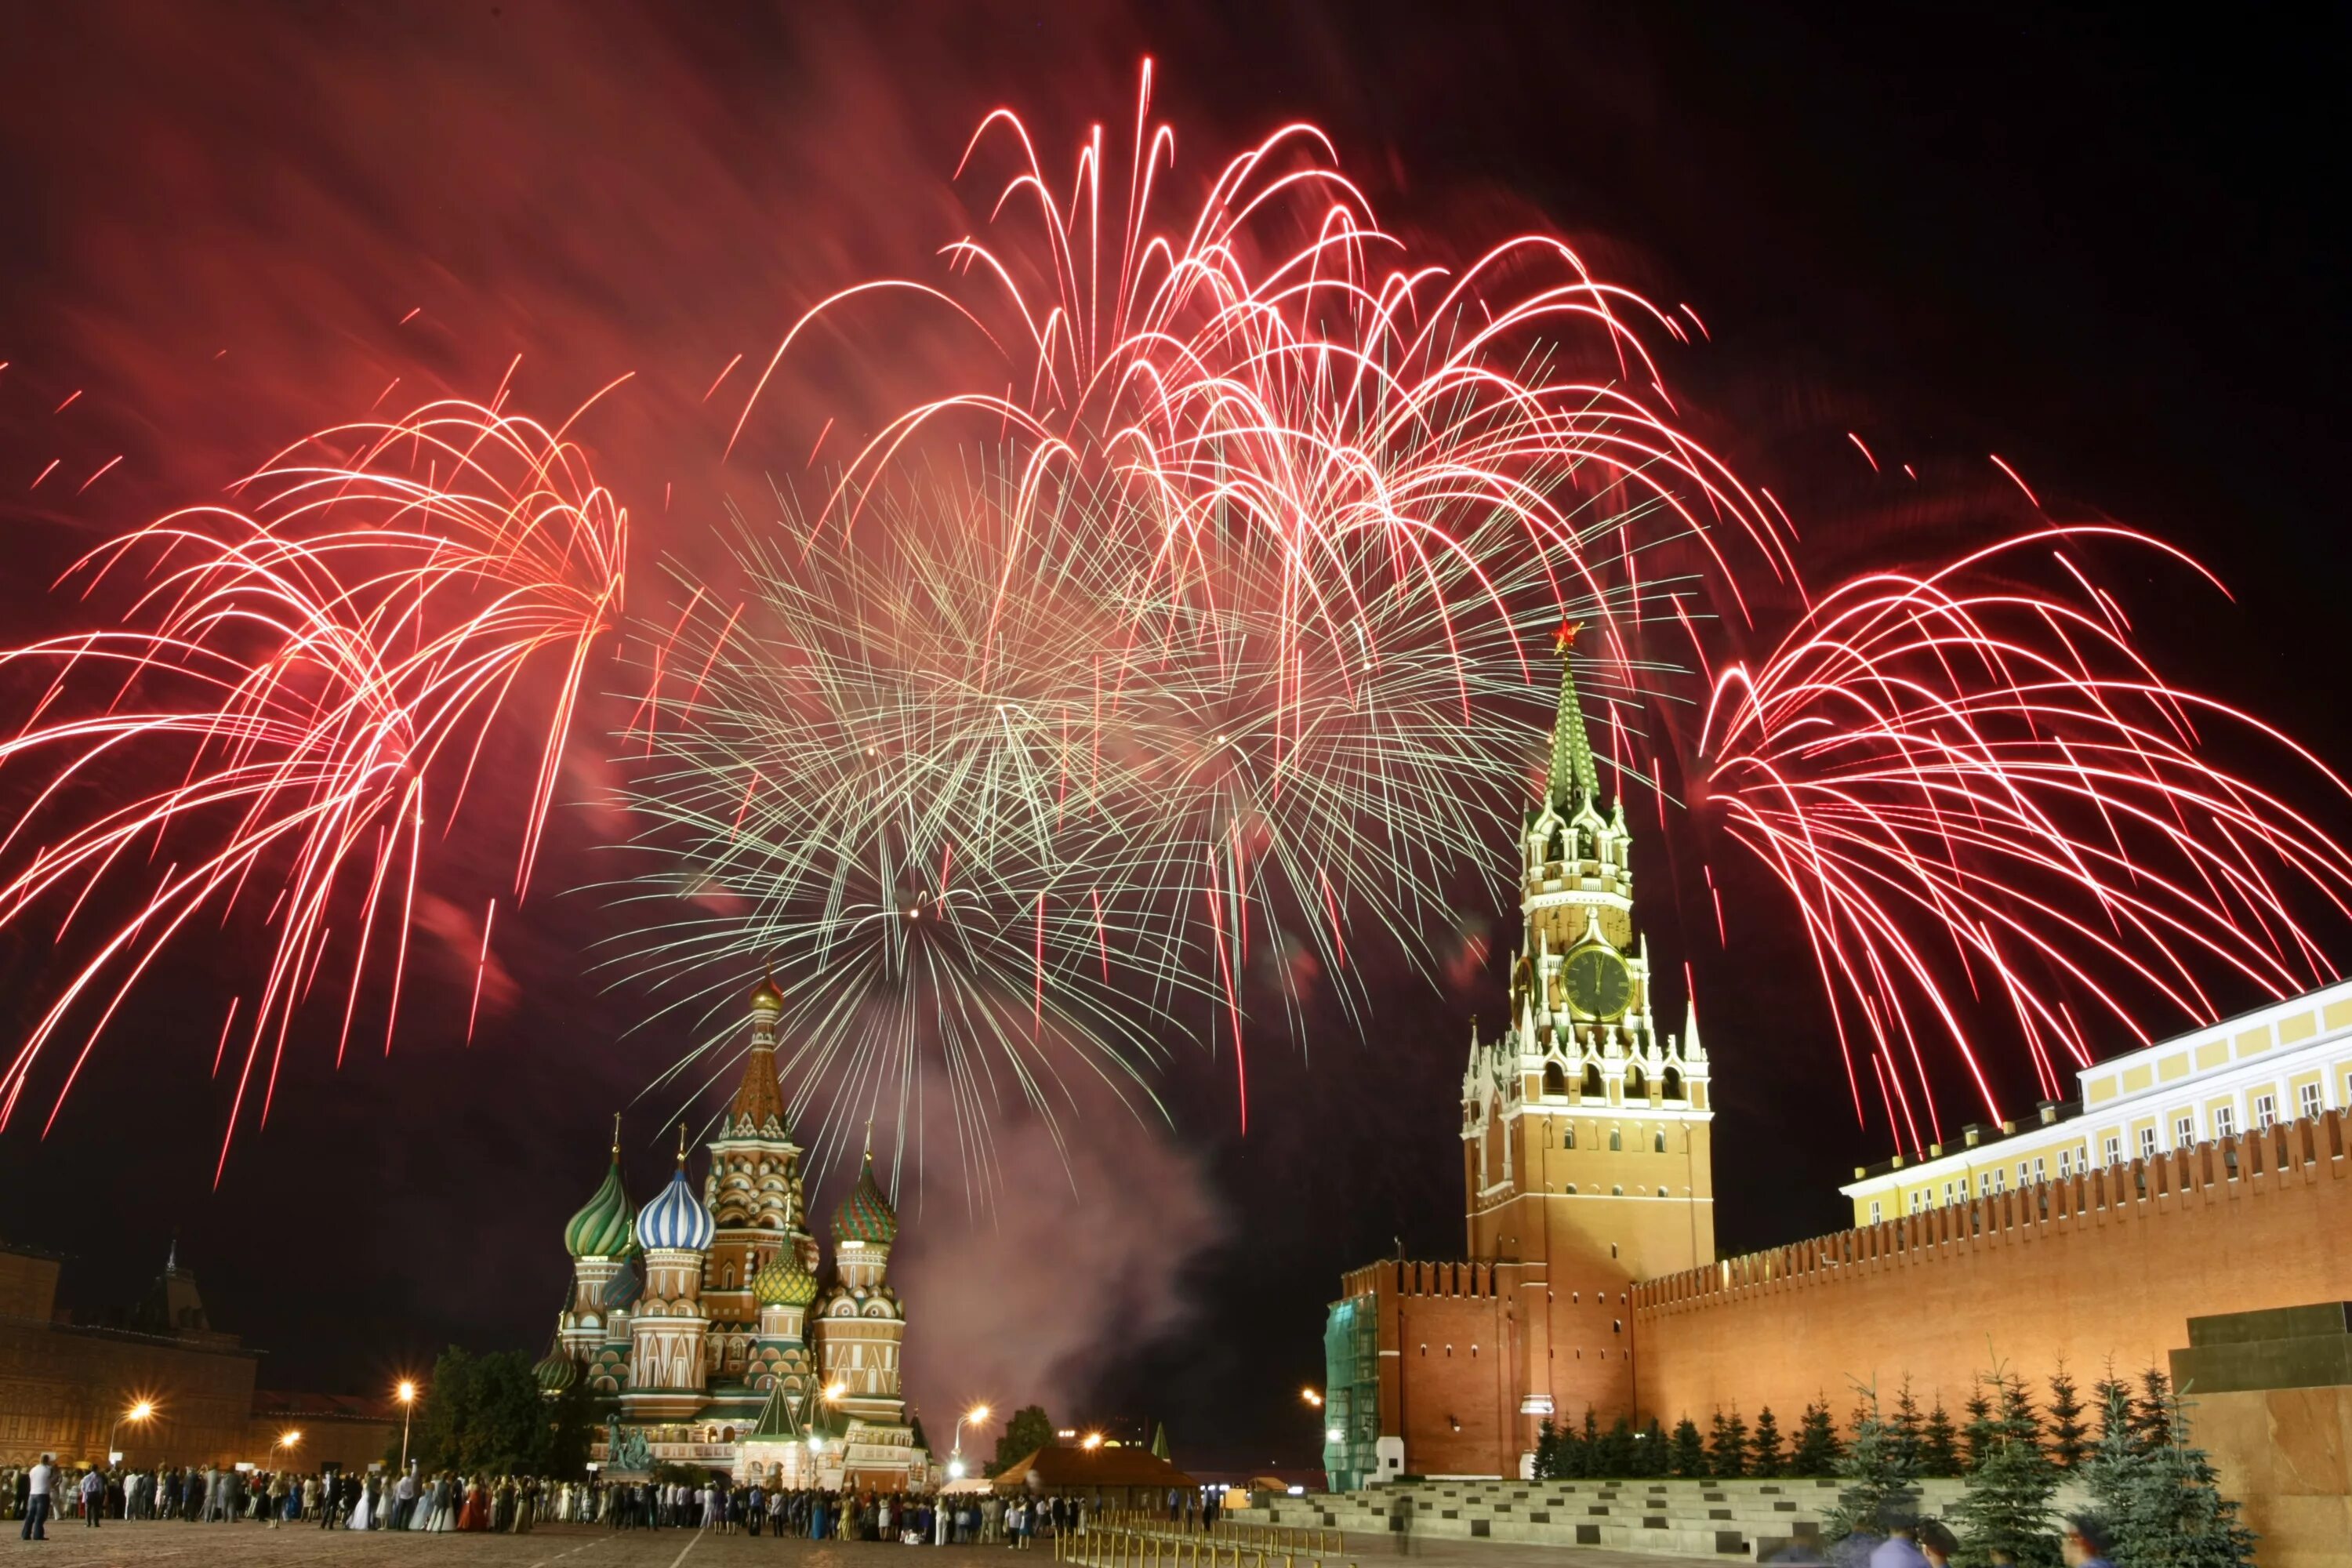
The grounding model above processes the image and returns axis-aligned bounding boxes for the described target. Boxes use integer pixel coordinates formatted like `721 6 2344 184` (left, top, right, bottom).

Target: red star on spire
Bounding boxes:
1555 620 1584 655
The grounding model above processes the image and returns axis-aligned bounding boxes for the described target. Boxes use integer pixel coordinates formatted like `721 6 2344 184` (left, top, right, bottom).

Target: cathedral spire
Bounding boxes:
1548 622 1602 815
731 973 787 1134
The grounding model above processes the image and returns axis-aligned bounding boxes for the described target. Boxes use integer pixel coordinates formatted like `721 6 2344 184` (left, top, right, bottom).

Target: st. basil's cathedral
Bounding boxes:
535 975 932 1489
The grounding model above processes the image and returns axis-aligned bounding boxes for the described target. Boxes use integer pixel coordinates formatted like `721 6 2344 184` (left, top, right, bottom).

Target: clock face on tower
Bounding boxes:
1563 942 1632 1020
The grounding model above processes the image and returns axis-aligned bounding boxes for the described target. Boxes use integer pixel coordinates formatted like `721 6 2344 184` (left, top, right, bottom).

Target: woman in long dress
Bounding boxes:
348 1476 375 1531
458 1476 489 1532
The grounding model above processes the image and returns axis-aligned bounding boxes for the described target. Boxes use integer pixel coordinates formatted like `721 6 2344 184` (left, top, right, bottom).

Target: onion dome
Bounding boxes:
533 1346 579 1394
564 1129 635 1259
750 971 784 1014
752 1248 819 1308
599 1256 641 1310
831 1149 898 1245
633 1125 714 1252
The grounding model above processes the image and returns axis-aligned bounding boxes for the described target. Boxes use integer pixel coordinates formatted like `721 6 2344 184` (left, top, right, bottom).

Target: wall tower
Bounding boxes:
1461 626 1715 1436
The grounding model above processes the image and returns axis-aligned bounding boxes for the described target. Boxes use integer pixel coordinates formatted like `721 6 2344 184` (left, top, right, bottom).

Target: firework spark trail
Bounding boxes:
689 63 1780 1144
0 399 625 1174
606 463 1698 1189
1700 528 2352 1151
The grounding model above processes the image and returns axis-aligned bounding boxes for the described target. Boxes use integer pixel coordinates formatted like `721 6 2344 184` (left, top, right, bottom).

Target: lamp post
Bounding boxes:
108 1400 154 1467
952 1403 991 1475
395 1381 417 1472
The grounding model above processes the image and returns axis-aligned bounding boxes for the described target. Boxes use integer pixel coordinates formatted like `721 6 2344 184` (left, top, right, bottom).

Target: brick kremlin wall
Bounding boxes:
1631 1108 2352 1425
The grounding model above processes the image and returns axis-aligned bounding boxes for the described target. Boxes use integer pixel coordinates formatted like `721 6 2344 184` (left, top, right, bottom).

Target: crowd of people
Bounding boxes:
594 1480 1091 1542
6 1456 557 1536
6 1454 1131 1548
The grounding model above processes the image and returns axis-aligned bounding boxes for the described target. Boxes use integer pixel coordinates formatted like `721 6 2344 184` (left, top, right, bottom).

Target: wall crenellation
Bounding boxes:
1635 1107 2348 1317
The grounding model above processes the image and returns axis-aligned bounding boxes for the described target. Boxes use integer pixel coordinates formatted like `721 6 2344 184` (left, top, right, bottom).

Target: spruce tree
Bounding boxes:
2091 1369 2132 1451
2084 1377 2138 1526
1791 1402 1842 1478
1577 1406 1600 1478
1950 1367 2060 1568
2108 1388 2256 1568
1599 1415 1637 1478
1823 1384 1921 1545
1709 1410 1750 1478
1749 1406 1785 1478
1962 1384 1996 1470
1889 1376 1927 1475
2132 1366 2175 1454
1669 1416 1708 1478
1920 1400 1962 1479
2045 1359 2089 1470
1639 1419 1668 1478
1534 1418 1562 1480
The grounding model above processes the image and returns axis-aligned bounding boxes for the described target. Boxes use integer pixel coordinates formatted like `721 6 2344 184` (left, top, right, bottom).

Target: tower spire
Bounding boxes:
1548 622 1602 814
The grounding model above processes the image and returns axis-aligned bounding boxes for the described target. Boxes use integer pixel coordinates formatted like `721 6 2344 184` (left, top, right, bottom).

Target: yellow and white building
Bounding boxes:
1842 981 2352 1224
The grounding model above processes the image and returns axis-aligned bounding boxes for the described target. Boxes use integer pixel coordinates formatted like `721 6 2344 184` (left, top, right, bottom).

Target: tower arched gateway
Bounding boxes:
543 978 931 1488
1327 626 1715 1488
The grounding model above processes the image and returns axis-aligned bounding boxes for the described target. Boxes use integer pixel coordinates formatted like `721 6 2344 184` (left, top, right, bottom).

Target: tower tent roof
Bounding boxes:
1547 624 1603 816
731 1040 786 1132
730 974 789 1134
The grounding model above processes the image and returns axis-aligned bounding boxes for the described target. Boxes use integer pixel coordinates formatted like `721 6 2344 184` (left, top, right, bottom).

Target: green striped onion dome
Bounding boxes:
564 1152 634 1259
831 1152 898 1245
534 1348 579 1393
752 1248 819 1307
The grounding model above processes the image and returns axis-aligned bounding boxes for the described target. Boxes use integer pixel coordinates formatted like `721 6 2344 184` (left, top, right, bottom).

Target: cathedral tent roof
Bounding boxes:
747 1382 806 1441
731 975 789 1133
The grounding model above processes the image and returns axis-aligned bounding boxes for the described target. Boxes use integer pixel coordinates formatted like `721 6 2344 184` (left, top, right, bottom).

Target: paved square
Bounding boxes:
2 1523 1721 1568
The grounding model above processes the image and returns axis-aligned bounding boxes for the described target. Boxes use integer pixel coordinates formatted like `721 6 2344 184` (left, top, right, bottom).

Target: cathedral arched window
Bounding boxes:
1542 1062 1566 1098
1609 1128 1622 1152
1626 1065 1646 1097
1663 1067 1683 1100
1563 1123 1576 1149
1583 1063 1603 1097
1653 1130 1667 1153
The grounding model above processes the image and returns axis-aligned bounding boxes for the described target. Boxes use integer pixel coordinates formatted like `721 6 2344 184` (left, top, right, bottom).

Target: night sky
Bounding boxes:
0 3 2343 1472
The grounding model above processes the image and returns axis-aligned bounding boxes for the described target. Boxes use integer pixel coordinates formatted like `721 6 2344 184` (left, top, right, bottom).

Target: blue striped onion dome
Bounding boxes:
534 1348 579 1392
752 1248 819 1307
634 1163 714 1252
831 1152 898 1244
563 1151 635 1259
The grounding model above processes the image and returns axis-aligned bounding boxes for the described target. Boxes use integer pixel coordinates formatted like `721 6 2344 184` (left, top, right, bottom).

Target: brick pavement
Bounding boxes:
2 1523 1721 1568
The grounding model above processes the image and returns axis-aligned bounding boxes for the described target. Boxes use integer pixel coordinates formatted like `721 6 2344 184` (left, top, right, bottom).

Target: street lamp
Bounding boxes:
109 1400 155 1465
1080 1432 1104 1451
1301 1388 1323 1408
275 1430 302 1470
953 1403 991 1467
396 1381 418 1472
